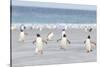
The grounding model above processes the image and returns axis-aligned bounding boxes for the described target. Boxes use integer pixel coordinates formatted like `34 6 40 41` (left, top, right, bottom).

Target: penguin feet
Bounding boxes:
86 50 92 53
86 51 90 53
37 50 43 56
60 46 63 49
63 48 66 51
90 50 93 52
60 47 66 50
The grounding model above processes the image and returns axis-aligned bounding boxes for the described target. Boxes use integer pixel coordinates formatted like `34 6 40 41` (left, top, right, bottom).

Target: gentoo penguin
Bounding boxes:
19 30 25 42
62 29 66 37
33 34 47 55
18 24 28 42
84 35 96 53
39 27 42 31
64 26 67 30
84 27 92 32
57 34 70 49
88 28 92 32
47 32 54 41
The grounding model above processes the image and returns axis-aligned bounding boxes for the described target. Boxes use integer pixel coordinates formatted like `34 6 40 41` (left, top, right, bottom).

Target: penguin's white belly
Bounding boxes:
39 27 42 31
60 38 68 48
19 32 25 41
36 39 43 50
85 42 91 51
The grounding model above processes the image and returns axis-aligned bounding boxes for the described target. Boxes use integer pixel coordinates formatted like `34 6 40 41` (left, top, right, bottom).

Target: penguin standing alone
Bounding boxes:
84 35 96 53
18 24 27 42
57 34 70 49
19 30 25 42
33 34 47 55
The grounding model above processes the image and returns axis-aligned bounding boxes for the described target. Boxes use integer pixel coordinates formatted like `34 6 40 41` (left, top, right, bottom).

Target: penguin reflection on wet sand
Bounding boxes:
47 32 54 41
57 34 70 50
84 35 96 53
33 34 47 55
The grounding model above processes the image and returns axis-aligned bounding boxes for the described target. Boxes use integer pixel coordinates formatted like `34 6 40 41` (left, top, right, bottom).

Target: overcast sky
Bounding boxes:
12 0 96 10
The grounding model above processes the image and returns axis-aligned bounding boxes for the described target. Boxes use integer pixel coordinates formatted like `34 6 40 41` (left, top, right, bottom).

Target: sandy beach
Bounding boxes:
11 27 97 67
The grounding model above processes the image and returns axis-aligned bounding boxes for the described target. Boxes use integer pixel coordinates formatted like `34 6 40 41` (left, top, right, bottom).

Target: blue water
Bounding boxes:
12 6 96 24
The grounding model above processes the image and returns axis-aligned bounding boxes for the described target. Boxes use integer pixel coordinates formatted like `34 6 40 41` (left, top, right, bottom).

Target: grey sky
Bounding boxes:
12 0 96 11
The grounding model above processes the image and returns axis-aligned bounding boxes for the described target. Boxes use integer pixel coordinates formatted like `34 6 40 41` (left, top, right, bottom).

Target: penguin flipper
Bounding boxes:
57 39 61 42
84 41 86 44
67 39 71 44
33 40 36 44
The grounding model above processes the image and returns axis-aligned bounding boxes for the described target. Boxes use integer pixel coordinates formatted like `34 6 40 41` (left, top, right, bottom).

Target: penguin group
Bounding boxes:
16 25 96 55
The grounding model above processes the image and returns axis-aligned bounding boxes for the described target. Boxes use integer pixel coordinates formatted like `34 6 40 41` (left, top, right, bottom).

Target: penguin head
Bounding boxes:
37 34 40 37
88 35 91 39
89 28 92 32
21 24 26 29
63 34 66 37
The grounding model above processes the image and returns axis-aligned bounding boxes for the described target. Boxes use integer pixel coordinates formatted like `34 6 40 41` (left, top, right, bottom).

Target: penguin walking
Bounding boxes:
18 24 27 42
84 27 93 33
47 32 54 41
39 27 42 31
57 34 70 50
84 35 96 53
33 34 47 55
19 30 25 42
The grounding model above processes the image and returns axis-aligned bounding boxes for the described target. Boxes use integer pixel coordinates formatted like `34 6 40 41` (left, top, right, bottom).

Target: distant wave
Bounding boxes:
11 23 96 29
12 6 96 24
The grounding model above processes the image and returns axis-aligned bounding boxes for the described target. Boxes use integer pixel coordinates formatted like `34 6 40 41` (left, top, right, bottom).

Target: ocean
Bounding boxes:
11 6 96 24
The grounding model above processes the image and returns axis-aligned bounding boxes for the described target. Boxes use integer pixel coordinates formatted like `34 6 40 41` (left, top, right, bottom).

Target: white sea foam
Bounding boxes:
12 23 96 29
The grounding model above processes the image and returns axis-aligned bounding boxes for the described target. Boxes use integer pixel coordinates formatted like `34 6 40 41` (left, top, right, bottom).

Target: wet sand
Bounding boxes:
12 28 97 67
